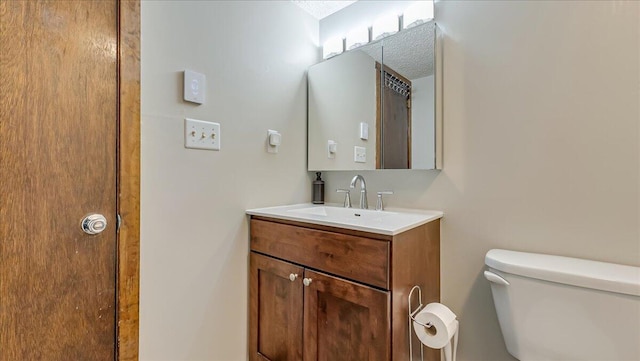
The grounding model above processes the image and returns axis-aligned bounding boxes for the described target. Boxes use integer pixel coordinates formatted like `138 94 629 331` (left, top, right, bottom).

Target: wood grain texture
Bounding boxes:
249 217 440 361
375 62 412 169
250 253 304 361
303 270 390 361
116 0 141 360
250 216 393 242
390 220 441 361
0 1 117 359
250 219 390 289
381 65 411 170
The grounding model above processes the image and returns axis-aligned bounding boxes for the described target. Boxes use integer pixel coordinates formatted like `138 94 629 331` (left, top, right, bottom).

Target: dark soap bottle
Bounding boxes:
312 172 325 204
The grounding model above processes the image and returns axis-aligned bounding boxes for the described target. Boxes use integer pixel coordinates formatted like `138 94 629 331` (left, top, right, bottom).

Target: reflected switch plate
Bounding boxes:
359 122 369 140
354 146 366 163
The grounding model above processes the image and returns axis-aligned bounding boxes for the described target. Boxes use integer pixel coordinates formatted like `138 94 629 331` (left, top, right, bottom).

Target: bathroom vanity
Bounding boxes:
247 204 442 361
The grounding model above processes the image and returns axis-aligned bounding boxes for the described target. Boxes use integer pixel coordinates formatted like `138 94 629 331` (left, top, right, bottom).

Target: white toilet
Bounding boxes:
484 249 640 360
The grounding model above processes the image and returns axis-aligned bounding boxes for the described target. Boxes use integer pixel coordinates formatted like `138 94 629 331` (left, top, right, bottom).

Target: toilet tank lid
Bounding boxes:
485 249 640 297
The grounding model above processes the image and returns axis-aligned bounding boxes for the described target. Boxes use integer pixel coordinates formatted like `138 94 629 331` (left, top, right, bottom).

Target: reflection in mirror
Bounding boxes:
308 44 381 171
308 20 439 171
379 21 436 169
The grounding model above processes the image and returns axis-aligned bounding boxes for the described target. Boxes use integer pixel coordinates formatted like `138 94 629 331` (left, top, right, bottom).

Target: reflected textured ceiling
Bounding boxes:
294 0 434 80
292 1 357 19
360 22 436 80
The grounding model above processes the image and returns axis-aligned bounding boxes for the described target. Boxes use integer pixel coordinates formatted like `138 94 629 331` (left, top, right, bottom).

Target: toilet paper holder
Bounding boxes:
408 285 431 361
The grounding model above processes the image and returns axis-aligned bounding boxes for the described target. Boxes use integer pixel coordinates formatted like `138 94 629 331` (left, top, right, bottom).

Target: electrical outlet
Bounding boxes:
185 118 220 150
327 140 337 159
267 129 281 153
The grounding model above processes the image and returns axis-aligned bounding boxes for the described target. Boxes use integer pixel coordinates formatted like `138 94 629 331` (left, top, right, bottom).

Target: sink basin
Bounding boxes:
287 206 397 219
246 204 443 235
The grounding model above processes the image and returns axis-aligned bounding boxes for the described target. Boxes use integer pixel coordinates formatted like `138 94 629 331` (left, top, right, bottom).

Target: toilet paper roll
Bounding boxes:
412 302 458 349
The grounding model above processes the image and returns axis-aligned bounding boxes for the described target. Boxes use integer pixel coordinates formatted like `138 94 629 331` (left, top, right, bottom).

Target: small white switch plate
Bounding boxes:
327 140 337 159
359 122 369 140
267 130 281 153
354 146 366 163
184 70 206 104
185 118 220 150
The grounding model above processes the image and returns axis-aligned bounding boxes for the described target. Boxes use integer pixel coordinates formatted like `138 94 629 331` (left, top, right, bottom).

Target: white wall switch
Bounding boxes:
184 70 206 104
267 130 281 153
185 118 220 150
327 140 337 159
354 146 366 163
359 122 369 140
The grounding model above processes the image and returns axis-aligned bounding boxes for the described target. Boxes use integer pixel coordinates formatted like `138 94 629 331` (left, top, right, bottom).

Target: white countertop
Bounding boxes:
246 203 443 236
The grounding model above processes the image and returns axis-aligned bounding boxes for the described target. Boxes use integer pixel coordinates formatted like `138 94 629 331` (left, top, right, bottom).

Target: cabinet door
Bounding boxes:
250 253 304 361
303 270 390 361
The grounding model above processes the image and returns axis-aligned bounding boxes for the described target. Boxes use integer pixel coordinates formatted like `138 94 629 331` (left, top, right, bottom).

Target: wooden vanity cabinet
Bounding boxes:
250 253 304 361
249 216 440 361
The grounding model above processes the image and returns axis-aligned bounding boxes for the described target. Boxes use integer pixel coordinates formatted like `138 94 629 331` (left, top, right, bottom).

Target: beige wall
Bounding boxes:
324 1 640 360
141 1 639 360
140 1 317 360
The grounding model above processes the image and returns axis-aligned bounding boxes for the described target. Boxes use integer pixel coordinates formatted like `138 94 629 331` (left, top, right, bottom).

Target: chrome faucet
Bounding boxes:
349 175 368 209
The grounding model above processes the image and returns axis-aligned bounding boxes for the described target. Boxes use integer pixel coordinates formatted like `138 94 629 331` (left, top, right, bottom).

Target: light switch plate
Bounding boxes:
184 70 206 104
354 146 366 163
185 118 220 150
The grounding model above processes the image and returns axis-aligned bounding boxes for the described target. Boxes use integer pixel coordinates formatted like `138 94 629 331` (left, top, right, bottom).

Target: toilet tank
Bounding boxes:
484 249 640 361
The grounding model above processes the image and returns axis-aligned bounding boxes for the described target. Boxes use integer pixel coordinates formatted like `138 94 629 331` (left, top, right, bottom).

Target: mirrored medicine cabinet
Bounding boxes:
308 20 442 171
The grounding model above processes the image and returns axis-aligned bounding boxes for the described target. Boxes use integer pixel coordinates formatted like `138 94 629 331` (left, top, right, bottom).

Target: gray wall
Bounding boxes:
323 1 639 360
140 1 317 359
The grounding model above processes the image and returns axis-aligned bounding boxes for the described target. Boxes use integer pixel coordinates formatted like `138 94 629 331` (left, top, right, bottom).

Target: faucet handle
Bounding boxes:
336 189 352 208
375 191 394 211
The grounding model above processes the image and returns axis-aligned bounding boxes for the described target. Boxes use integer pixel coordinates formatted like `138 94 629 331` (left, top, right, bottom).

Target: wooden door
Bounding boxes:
303 270 390 361
376 64 412 169
250 253 304 361
382 85 411 169
1 1 118 360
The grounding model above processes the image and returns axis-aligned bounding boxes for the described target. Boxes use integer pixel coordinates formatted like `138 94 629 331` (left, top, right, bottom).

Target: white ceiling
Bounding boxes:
291 1 357 20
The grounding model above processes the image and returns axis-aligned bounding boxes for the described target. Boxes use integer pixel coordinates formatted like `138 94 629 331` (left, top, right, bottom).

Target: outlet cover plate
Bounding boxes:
327 140 337 159
267 129 281 153
185 118 220 150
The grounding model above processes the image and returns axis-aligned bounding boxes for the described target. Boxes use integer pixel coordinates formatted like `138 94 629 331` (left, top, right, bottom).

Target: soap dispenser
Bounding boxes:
312 172 325 204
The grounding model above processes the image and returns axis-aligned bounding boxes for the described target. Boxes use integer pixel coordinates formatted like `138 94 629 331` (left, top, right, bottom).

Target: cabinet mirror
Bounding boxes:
308 20 441 171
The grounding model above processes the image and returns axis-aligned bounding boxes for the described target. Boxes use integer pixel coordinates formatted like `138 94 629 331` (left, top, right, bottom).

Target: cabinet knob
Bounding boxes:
289 273 299 282
303 278 313 287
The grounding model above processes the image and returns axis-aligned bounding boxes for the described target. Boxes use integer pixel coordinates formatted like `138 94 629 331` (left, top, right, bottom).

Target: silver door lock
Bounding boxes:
81 214 107 235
